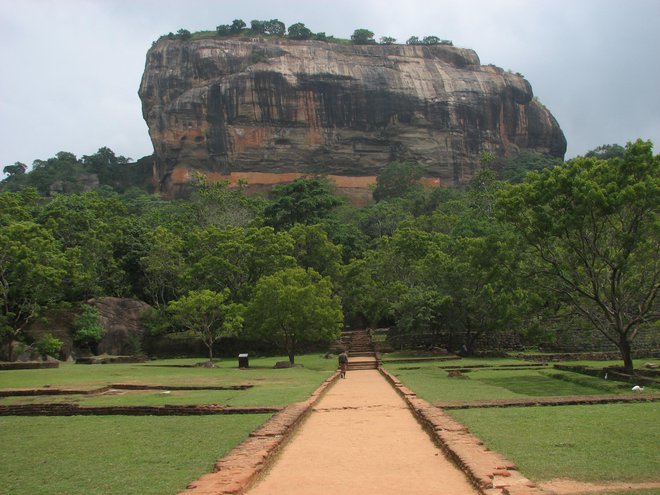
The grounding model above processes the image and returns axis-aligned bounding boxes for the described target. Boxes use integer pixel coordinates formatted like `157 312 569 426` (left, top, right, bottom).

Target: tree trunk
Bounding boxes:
618 336 634 373
207 339 214 363
284 327 295 364
6 338 14 362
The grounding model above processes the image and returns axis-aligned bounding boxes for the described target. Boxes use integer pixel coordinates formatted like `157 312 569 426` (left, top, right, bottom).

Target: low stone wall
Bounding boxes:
0 384 254 397
180 372 340 495
0 361 59 370
518 350 660 362
379 367 552 495
434 394 660 410
549 325 660 353
0 404 281 416
76 355 149 364
554 364 660 386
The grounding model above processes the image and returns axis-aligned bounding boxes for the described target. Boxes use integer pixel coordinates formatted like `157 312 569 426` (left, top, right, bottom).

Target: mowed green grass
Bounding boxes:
0 354 337 407
0 354 337 495
384 358 657 403
449 403 660 483
384 357 660 485
1 414 269 495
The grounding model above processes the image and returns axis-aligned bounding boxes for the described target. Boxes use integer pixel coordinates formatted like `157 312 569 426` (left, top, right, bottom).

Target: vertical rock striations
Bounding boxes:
139 37 566 197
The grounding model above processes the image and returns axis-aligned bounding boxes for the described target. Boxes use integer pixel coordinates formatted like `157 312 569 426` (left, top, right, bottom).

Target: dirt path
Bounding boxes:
246 369 479 495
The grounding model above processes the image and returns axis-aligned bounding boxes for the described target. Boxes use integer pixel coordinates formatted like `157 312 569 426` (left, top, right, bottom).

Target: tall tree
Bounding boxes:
497 139 659 371
351 29 375 44
168 289 244 364
287 22 312 40
263 178 342 230
185 226 295 302
140 226 185 309
230 19 246 33
289 224 343 278
37 191 130 298
264 19 286 36
245 268 343 364
0 221 68 360
372 161 425 202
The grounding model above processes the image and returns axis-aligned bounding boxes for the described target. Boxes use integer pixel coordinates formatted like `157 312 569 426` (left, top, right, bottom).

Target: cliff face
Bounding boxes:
139 37 566 197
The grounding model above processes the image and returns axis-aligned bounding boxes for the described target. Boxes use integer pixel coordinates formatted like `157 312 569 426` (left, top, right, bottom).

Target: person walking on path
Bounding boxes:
338 351 348 378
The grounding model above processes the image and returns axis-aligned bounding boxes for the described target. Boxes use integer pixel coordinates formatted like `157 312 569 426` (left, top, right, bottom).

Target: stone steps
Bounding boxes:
343 329 379 371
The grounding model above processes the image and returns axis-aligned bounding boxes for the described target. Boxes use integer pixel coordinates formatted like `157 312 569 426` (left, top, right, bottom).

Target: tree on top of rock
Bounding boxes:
351 29 376 44
287 22 313 40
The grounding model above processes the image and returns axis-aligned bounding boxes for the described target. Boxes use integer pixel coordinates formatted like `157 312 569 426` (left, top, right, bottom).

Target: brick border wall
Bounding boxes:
0 384 254 398
379 367 552 495
0 362 59 370
434 394 660 410
179 371 340 495
0 404 282 416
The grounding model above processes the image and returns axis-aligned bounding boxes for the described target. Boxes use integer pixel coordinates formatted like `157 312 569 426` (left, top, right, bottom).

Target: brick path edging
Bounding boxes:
379 367 553 495
0 404 281 416
178 371 341 495
0 384 254 398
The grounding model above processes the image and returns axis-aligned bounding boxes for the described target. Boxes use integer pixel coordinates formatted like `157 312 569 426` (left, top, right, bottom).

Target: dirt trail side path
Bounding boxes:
246 369 479 495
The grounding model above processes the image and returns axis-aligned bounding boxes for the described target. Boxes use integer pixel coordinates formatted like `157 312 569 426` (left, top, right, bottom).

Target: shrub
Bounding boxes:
73 305 104 354
36 333 63 359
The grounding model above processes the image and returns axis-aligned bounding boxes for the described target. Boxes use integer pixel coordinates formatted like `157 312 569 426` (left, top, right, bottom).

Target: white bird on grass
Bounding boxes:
632 385 644 392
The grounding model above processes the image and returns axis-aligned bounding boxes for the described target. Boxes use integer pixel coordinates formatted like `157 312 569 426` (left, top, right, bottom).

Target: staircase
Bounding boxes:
344 329 379 371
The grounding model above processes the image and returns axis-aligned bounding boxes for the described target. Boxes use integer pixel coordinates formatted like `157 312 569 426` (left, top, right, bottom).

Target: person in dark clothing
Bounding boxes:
338 351 348 378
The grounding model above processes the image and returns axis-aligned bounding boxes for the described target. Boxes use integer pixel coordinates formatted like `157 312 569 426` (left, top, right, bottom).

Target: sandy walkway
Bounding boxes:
246 369 479 495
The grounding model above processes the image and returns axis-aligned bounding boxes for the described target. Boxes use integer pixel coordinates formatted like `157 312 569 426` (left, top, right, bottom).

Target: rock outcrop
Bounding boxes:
89 297 152 356
139 36 566 198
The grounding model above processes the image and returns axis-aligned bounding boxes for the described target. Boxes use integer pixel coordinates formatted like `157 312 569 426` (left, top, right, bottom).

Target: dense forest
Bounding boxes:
1 141 658 370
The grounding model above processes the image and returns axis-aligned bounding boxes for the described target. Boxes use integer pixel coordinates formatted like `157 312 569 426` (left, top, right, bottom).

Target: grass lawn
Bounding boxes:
383 358 657 403
449 403 660 484
0 354 337 495
0 354 337 407
599 491 660 495
1 414 269 495
384 356 659 486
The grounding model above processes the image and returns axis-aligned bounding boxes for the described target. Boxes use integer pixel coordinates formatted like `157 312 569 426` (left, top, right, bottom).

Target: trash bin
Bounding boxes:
238 353 249 368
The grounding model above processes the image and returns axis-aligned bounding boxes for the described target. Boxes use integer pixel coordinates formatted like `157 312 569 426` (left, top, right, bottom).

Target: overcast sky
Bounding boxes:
1 0 659 175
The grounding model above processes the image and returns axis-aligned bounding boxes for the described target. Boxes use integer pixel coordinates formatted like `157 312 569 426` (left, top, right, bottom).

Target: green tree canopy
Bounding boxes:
264 19 286 36
72 305 104 354
0 221 68 360
3 162 27 177
263 178 342 230
497 139 659 371
140 226 185 309
168 289 244 363
373 161 426 202
289 224 343 279
230 19 246 33
184 226 296 302
351 29 375 44
245 268 343 364
37 191 131 298
584 143 625 160
287 22 312 40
